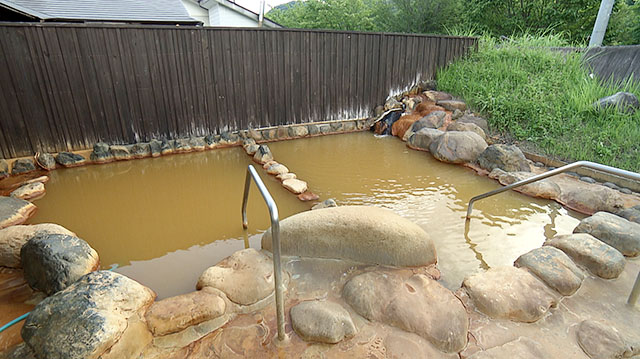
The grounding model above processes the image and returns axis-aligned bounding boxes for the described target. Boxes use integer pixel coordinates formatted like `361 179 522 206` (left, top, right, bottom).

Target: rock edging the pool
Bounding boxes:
2 203 640 358
261 205 437 267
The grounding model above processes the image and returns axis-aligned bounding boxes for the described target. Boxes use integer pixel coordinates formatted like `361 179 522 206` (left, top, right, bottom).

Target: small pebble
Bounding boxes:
579 176 596 184
566 171 580 177
620 188 632 194
534 162 544 168
603 182 620 190
548 167 556 171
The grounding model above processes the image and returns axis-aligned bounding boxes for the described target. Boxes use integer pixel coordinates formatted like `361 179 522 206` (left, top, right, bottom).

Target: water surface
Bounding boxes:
29 132 582 296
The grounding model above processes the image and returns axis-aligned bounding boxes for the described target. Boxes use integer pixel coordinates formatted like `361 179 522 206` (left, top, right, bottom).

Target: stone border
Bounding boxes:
524 151 640 193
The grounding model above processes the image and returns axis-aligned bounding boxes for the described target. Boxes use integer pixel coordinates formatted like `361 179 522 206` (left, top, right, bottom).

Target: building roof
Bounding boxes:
0 0 202 24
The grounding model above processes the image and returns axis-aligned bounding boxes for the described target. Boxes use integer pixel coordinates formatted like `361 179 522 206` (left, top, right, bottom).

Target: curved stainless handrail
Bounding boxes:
465 160 640 305
466 160 640 219
241 164 287 342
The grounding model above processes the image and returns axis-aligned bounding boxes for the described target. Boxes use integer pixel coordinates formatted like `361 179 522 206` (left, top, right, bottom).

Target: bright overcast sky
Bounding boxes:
233 0 295 13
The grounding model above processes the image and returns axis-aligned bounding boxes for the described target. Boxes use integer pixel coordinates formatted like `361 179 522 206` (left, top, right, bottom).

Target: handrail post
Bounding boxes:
241 165 287 342
629 270 640 306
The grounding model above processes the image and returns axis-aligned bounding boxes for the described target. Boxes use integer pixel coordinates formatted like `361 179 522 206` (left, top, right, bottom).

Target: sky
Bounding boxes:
232 0 294 13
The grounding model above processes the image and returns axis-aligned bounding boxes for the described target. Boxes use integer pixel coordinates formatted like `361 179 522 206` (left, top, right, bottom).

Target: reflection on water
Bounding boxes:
28 147 308 298
29 132 583 297
269 133 584 289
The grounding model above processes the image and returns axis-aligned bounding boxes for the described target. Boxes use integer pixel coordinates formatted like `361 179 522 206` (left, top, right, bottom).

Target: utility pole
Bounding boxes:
258 0 266 27
589 0 615 47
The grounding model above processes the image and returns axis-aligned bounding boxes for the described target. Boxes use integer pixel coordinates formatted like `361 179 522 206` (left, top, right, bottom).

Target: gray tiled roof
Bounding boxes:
0 0 201 24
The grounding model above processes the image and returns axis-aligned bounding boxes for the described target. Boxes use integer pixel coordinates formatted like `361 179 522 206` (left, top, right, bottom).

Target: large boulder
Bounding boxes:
577 320 636 359
55 152 86 167
544 233 625 279
21 233 100 295
11 159 36 175
391 114 421 139
574 211 640 256
514 246 584 296
22 271 156 359
343 272 468 352
560 186 623 215
290 300 357 344
477 144 530 172
447 121 486 141
468 337 549 359
0 196 36 229
0 223 75 268
429 131 488 164
196 248 274 306
403 111 448 141
456 114 489 134
462 266 558 322
593 92 639 113
407 128 444 151
144 287 226 336
498 171 561 199
262 206 436 267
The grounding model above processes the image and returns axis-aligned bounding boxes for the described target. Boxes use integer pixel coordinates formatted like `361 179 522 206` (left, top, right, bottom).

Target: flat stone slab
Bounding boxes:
282 178 307 194
544 233 625 279
290 300 356 344
468 337 549 359
10 182 45 200
498 171 561 200
0 196 37 229
21 233 100 295
262 206 436 267
343 271 468 352
574 211 640 257
22 271 156 359
196 248 274 306
462 266 559 323
145 287 226 336
514 246 584 296
0 223 75 268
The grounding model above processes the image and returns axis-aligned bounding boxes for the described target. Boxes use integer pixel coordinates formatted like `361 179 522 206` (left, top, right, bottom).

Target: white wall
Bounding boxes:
181 0 210 26
209 3 260 27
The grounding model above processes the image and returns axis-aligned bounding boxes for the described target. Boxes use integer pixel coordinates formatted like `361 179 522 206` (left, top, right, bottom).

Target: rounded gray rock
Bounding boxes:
544 233 625 279
514 246 584 296
577 320 633 359
429 131 488 164
55 152 86 167
478 144 530 172
291 300 356 344
407 128 444 151
21 233 100 295
262 206 436 267
11 159 36 175
574 211 640 256
22 271 156 359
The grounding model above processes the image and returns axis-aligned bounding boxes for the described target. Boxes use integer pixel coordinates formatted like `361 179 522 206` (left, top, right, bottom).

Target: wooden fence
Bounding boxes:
0 23 477 158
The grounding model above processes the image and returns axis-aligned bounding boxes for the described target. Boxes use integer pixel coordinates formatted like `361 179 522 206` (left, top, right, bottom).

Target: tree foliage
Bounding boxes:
267 0 639 45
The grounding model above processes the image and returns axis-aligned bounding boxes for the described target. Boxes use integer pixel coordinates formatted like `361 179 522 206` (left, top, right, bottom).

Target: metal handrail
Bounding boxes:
465 160 640 305
466 160 640 219
241 165 287 342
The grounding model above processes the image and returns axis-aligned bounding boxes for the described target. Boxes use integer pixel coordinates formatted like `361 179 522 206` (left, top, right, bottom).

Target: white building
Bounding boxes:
181 0 282 28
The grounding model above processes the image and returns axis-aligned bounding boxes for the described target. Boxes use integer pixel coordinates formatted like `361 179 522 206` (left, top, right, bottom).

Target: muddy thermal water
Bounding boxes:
29 132 582 298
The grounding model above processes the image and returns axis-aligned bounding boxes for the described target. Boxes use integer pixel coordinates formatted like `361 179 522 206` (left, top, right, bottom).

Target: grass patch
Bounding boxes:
437 34 640 172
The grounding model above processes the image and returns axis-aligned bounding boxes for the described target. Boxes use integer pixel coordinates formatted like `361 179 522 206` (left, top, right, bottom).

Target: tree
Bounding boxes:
267 0 379 31
462 0 601 43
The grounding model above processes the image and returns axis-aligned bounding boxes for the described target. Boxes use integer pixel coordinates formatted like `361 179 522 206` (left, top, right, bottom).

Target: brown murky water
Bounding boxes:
28 132 583 298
